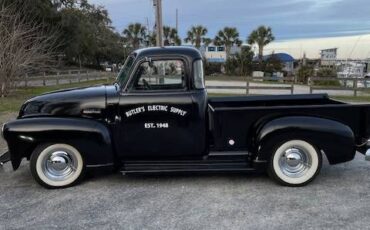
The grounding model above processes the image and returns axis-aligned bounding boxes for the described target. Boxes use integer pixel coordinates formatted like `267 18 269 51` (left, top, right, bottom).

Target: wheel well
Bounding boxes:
257 130 323 162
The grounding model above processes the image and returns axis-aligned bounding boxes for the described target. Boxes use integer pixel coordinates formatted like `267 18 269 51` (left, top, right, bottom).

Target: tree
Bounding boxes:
247 26 275 68
264 53 283 74
214 27 242 58
163 26 181 46
184 25 210 49
225 46 254 76
122 23 147 49
59 2 121 66
234 46 255 76
147 32 157 46
0 3 59 96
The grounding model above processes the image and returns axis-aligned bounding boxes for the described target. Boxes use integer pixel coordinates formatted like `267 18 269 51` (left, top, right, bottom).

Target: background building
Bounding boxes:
264 34 370 60
321 48 337 66
202 45 226 63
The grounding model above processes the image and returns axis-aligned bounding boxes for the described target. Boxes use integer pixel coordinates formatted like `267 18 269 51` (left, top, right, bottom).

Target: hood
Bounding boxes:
19 85 112 118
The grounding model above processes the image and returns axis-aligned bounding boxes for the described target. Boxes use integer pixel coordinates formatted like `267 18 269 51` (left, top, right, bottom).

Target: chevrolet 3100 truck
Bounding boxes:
1 47 370 188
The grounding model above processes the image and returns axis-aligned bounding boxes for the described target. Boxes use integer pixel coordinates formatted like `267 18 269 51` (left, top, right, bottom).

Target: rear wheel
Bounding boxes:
30 143 85 189
268 139 322 186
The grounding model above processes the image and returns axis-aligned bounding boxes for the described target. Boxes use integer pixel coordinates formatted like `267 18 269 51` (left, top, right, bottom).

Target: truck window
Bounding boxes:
132 60 186 91
117 55 135 86
193 59 205 89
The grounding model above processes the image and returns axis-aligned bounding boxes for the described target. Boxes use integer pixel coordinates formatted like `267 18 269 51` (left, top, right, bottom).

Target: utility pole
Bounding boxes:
154 0 163 47
176 8 178 32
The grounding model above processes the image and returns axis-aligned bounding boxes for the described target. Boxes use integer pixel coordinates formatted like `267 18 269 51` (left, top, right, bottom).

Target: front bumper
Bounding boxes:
0 150 10 165
366 149 370 161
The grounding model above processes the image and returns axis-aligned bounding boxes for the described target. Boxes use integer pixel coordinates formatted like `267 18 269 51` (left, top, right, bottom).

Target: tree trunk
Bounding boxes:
258 46 264 71
1 82 5 98
226 46 231 59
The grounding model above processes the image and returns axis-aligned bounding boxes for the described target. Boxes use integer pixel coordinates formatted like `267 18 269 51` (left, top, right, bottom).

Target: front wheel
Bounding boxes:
30 143 85 189
268 139 322 186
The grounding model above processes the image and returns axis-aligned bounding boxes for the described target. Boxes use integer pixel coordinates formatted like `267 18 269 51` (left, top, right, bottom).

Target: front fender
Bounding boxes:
3 117 114 170
255 116 356 164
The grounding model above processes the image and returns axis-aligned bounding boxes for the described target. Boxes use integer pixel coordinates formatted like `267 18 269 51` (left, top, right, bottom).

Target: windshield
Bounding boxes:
116 55 135 87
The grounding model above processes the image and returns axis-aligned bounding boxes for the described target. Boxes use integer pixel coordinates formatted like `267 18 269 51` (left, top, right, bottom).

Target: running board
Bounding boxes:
120 155 255 174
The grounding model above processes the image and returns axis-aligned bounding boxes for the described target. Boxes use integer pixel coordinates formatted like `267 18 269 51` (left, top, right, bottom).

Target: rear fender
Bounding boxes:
255 116 356 164
3 117 114 170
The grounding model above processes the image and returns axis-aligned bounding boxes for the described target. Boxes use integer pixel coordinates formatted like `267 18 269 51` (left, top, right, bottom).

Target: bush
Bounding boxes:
314 68 340 86
225 57 238 75
297 66 314 83
204 59 223 75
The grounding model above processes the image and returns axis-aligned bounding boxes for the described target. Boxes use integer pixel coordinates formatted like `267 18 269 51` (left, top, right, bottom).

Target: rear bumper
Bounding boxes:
0 150 10 165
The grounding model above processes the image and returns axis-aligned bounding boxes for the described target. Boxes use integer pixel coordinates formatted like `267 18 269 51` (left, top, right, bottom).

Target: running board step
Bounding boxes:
121 158 254 174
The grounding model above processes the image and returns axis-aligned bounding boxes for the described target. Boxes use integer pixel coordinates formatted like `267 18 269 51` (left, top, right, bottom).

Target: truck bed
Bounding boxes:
208 94 370 152
208 94 344 108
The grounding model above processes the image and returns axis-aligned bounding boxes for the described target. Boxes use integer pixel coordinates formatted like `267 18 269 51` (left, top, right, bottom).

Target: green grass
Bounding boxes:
0 79 112 113
332 95 370 103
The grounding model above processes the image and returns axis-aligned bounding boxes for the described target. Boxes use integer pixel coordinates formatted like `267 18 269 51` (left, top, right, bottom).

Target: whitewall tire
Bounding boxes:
30 143 85 188
268 139 322 186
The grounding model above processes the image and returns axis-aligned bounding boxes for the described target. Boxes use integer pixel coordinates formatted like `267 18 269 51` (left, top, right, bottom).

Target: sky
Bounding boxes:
89 0 370 41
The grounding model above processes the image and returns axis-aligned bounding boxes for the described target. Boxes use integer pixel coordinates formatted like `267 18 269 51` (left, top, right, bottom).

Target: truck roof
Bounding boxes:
133 46 203 61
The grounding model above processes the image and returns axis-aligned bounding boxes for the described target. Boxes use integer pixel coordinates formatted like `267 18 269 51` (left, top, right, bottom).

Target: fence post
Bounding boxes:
290 77 294 95
246 77 250 95
56 72 59 85
308 77 313 94
68 70 72 84
24 74 28 87
78 71 81 83
43 72 46 86
354 78 358 97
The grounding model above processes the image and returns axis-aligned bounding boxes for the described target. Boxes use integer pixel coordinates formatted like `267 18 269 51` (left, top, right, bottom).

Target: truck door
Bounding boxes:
117 57 204 158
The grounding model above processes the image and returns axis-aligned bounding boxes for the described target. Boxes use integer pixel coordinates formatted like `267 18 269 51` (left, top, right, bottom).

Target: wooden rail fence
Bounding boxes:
15 70 116 87
207 76 295 95
308 77 370 97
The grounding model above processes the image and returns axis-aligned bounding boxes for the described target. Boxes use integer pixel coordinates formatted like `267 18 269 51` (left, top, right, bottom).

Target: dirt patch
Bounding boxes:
0 112 17 151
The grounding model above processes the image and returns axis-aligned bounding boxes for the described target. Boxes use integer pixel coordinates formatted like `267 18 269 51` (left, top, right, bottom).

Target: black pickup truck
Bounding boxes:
2 47 370 188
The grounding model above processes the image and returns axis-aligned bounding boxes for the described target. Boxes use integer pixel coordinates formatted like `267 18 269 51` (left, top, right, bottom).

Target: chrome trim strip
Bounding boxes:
86 163 114 168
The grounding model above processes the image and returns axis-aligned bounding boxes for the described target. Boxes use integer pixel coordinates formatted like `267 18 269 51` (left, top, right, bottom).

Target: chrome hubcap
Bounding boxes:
43 150 77 181
279 147 311 178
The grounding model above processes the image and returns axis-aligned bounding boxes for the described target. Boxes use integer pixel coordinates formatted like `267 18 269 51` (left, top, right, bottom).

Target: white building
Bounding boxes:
263 34 370 60
203 45 227 63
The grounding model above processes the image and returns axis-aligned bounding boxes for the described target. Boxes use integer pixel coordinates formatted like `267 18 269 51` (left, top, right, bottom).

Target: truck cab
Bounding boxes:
114 47 208 158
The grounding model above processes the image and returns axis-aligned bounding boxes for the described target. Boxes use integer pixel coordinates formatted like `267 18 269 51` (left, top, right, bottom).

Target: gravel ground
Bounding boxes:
1 114 370 230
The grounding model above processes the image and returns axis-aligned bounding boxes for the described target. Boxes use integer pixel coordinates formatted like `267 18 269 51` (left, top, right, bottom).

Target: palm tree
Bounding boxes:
147 31 157 46
214 27 242 58
247 26 275 66
122 23 147 49
184 25 210 49
163 26 181 46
